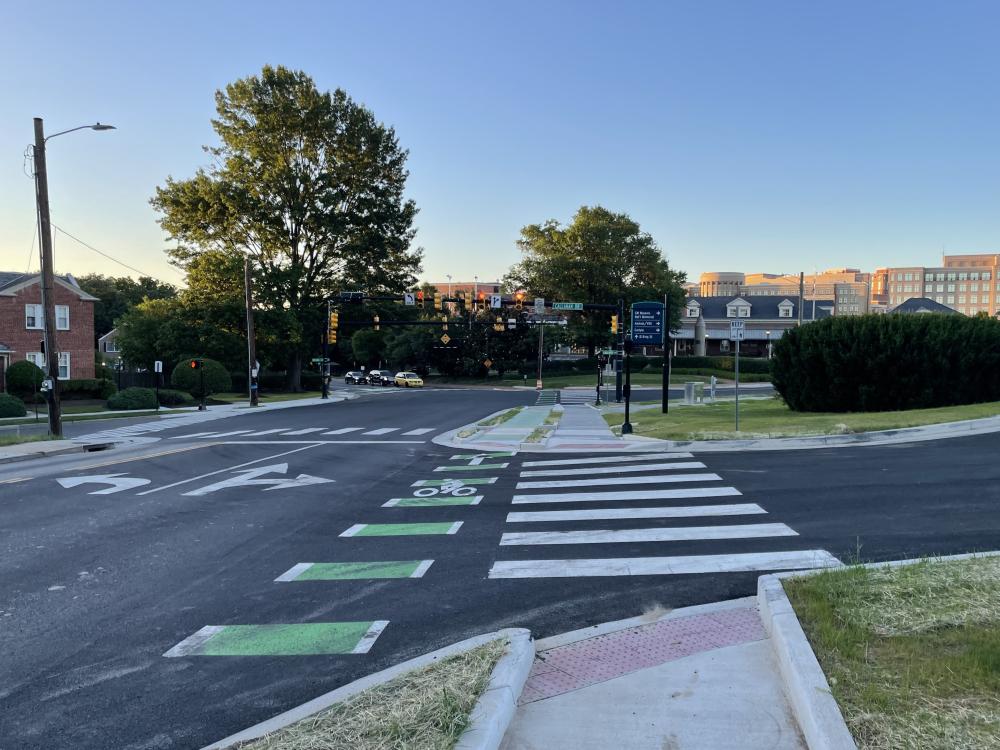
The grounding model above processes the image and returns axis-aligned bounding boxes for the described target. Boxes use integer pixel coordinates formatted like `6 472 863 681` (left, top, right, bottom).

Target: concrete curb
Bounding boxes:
0 440 113 465
455 629 534 750
201 628 531 750
757 574 857 750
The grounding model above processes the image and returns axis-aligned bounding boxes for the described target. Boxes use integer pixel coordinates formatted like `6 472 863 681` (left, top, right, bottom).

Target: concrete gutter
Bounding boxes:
0 439 113 465
759 550 1000 749
201 628 532 750
624 413 1000 453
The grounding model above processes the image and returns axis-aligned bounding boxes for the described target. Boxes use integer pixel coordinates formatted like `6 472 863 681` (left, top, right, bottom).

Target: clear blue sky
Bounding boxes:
3 0 999 287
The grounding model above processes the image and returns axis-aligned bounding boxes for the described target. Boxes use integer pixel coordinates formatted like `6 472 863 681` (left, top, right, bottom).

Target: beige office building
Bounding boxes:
695 269 871 315
885 254 1000 316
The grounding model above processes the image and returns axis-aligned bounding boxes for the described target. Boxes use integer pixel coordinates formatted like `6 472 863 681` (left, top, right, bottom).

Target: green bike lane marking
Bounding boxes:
382 496 483 507
339 521 463 537
163 621 389 657
434 463 508 471
275 560 434 581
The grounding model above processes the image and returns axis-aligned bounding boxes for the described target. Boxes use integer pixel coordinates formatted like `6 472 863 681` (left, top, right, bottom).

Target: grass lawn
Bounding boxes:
785 556 1000 749
212 391 322 404
0 434 59 447
477 407 522 427
1 410 164 426
604 396 1000 440
236 638 506 750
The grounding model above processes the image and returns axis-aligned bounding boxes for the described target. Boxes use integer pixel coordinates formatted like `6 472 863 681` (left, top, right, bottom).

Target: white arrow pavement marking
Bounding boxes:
56 473 152 495
181 463 334 497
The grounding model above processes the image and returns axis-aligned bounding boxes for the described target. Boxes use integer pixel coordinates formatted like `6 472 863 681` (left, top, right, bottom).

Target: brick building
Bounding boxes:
0 272 97 388
884 254 1000 316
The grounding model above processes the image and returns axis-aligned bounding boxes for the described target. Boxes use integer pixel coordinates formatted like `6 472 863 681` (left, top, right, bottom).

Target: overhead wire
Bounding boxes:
49 223 182 282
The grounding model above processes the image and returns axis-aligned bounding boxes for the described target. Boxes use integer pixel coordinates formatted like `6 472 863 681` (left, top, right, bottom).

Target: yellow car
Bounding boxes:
394 371 424 387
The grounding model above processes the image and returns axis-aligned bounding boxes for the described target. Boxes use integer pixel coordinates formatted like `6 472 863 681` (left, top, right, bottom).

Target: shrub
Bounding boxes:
170 358 232 398
0 393 26 417
107 387 158 410
61 378 118 400
6 360 44 397
672 356 772 374
772 314 1000 412
156 389 195 406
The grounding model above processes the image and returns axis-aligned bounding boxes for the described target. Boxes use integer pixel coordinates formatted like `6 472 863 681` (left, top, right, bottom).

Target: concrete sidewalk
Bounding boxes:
501 598 805 750
0 438 113 465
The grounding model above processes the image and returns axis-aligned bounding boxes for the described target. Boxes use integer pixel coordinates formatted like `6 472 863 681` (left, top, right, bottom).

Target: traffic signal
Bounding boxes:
328 311 339 334
441 315 448 331
514 291 525 309
434 292 443 310
493 315 503 332
611 315 618 334
373 315 380 331
190 358 203 369
417 290 425 307
477 291 487 311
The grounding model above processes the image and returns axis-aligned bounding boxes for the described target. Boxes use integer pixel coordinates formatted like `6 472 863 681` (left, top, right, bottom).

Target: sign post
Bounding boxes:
154 360 162 411
730 319 745 431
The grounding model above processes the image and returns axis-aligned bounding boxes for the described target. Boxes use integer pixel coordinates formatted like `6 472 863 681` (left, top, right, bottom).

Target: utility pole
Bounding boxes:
798 272 804 326
321 299 330 399
245 257 259 406
31 118 61 438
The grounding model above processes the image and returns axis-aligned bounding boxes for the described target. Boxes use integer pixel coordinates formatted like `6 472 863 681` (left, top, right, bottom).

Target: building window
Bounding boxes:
985 272 992 281
105 340 120 352
56 305 69 330
738 306 750 317
905 273 913 281
971 272 980 280
58 352 70 379
686 306 699 318
959 296 966 304
26 352 44 369
959 272 968 280
947 296 955 304
948 273 957 281
971 283 979 292
779 307 792 318
25 304 43 329
936 284 944 292
948 284 956 292
924 284 933 293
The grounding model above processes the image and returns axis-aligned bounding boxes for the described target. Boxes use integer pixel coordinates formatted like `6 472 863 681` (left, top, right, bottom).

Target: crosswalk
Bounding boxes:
488 453 841 579
167 425 440 440
558 390 598 405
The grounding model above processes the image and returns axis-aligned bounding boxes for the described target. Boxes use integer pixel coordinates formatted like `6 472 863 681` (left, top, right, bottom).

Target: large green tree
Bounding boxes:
151 65 422 389
76 273 177 341
503 206 686 355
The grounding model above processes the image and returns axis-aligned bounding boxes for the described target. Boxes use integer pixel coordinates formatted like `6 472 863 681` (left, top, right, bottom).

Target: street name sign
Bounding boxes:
730 320 746 340
311 357 330 363
552 301 583 311
154 360 163 373
631 301 664 345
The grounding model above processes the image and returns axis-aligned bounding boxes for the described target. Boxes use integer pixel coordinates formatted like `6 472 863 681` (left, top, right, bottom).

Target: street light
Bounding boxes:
31 118 115 437
765 330 772 359
446 273 452 298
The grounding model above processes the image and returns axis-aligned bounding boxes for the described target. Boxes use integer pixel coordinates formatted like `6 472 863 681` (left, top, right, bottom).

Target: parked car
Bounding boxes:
394 371 424 388
344 371 367 384
367 369 395 386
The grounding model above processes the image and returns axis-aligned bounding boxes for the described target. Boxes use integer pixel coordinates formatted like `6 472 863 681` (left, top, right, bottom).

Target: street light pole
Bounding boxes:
30 118 115 438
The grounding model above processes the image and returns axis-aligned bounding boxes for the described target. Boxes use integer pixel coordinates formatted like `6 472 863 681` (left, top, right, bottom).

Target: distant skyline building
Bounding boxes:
695 269 871 315
884 254 1000 316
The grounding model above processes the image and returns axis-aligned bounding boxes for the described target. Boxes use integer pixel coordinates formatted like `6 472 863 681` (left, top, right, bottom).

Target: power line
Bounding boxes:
25 219 38 275
49 223 182 282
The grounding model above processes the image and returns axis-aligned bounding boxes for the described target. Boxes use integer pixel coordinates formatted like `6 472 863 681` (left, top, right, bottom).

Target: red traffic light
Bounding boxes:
190 359 203 369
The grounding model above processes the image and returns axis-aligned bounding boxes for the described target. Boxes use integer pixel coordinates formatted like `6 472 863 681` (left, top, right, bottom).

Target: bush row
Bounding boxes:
515 354 771 377
0 393 26 418
772 314 1000 412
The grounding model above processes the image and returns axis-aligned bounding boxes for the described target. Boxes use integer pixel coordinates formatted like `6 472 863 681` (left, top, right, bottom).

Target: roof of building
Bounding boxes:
890 297 962 315
0 272 97 300
686 295 833 320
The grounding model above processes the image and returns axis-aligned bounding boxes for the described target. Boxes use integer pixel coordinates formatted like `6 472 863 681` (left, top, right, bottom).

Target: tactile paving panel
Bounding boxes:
519 606 765 704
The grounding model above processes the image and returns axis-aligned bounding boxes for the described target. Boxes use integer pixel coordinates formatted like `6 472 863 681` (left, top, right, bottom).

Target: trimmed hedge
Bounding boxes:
230 370 323 393
772 314 1000 412
516 354 772 377
0 393 27 417
157 389 195 407
107 387 158 410
672 356 772 375
5 360 44 397
171 358 232 398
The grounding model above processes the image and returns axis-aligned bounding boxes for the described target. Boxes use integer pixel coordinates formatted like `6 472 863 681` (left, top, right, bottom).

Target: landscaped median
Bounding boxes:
783 555 1000 749
605 396 1000 441
206 629 533 750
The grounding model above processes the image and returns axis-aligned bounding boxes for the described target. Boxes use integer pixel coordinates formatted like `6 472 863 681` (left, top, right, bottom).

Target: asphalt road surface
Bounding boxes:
1 385 997 749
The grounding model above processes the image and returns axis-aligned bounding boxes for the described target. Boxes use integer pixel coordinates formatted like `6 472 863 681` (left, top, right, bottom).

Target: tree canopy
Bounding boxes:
75 274 177 341
151 65 422 388
503 206 686 355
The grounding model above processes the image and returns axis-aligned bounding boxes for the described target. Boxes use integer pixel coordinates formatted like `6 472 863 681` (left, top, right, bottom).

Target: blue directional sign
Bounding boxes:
630 301 664 345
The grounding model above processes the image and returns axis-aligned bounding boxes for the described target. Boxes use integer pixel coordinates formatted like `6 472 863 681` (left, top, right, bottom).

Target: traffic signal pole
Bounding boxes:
615 298 624 402
662 291 670 414
322 299 330 399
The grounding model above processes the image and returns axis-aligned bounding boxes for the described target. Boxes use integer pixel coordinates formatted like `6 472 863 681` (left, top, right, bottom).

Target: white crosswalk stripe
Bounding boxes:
363 427 399 435
281 427 327 435
402 428 435 435
559 391 597 405
519 461 705 477
324 427 364 435
492 454 841 579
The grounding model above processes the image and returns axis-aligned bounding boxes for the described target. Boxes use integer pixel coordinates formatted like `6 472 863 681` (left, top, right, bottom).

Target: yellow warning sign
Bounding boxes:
483 359 493 368
440 334 451 344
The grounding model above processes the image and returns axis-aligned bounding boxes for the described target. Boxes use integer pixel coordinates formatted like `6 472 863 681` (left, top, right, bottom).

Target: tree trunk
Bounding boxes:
286 350 303 392
587 341 596 357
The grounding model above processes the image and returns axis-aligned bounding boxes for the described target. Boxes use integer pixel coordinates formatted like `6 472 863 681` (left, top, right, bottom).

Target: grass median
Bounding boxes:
604 396 1000 440
235 638 506 750
785 556 1000 750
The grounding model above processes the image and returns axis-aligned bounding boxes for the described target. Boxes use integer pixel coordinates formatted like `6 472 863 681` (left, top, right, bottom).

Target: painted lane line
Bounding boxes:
164 621 390 657
282 427 327 435
505 503 767 523
412 477 497 487
363 428 399 435
402 428 435 435
274 562 313 582
519 461 706 477
499 522 797 546
352 620 391 654
241 428 288 437
520 453 693 467
487 550 844 579
512 487 742 505
275 560 435 581
515 473 722 490
195 430 255 438
225 440 426 444
340 522 464 537
136 444 321 495
0 476 30 484
434 463 509 472
169 431 221 439
323 427 365 435
382 496 483 507
450 451 515 460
